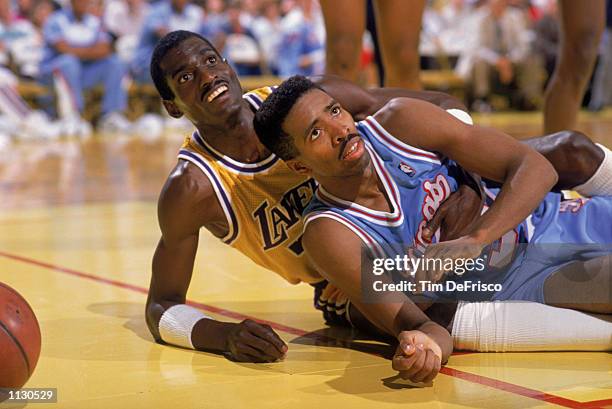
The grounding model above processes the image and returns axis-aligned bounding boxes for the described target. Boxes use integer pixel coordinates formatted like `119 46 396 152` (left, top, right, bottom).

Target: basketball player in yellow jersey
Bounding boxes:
145 30 610 363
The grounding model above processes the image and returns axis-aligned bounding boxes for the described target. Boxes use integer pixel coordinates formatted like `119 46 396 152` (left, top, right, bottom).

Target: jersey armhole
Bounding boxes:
304 211 385 259
178 150 240 244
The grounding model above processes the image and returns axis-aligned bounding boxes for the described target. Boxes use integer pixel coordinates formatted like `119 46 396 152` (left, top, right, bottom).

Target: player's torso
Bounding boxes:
177 87 322 284
306 116 462 258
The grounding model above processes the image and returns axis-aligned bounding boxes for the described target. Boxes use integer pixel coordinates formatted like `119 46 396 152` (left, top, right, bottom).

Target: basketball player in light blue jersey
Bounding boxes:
254 75 612 383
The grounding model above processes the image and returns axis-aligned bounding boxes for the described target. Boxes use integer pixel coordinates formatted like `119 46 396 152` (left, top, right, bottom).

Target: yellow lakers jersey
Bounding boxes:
177 86 322 284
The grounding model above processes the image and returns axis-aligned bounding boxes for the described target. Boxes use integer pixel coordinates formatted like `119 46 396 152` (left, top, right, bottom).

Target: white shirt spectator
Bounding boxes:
104 0 150 63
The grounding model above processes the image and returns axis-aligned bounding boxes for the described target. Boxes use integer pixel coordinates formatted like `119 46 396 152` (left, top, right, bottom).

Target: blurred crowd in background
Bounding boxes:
0 0 609 144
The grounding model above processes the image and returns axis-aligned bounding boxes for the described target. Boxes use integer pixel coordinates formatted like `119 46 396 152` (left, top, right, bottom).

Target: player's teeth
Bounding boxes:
207 85 228 102
345 143 357 158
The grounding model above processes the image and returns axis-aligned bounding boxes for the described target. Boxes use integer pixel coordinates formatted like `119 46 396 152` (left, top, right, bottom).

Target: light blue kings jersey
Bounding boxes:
304 115 528 263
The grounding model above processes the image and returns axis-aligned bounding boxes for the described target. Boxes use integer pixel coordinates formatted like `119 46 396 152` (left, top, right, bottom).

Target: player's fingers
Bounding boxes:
412 349 438 382
392 348 418 372
399 342 416 356
240 331 285 361
422 354 442 384
423 207 446 241
231 342 272 363
246 322 288 355
413 267 427 294
393 346 422 374
400 346 427 380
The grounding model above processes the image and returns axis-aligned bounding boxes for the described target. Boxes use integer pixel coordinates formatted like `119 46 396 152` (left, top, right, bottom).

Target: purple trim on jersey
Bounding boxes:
192 130 279 173
178 149 239 244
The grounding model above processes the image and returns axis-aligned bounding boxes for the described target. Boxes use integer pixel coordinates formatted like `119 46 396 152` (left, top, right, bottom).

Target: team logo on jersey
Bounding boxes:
414 173 451 249
398 162 415 176
560 198 589 213
253 178 318 251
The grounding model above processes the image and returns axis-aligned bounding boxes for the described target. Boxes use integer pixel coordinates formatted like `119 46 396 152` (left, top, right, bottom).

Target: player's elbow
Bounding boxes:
527 149 559 192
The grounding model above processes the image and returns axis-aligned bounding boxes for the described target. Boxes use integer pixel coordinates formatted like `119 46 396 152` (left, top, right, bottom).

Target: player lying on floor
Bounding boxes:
146 31 612 369
253 75 612 384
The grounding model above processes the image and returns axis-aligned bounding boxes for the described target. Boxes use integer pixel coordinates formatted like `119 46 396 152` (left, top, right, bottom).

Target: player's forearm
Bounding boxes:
145 298 235 352
467 150 558 245
368 88 467 113
59 43 112 60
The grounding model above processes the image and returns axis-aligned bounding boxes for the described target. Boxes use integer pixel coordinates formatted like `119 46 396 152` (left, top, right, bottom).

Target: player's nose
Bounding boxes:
331 124 351 147
198 65 217 85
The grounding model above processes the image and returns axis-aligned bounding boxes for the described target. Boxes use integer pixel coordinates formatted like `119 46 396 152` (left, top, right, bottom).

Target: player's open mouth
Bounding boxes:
341 135 363 160
207 84 228 103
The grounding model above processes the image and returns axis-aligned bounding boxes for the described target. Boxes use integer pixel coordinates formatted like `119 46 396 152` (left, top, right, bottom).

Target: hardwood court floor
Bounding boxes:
0 110 611 409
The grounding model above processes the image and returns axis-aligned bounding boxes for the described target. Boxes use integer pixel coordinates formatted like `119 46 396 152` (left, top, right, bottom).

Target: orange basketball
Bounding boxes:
0 283 41 389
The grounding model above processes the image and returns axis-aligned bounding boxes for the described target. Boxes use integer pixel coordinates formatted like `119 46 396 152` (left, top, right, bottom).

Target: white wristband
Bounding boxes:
159 304 211 349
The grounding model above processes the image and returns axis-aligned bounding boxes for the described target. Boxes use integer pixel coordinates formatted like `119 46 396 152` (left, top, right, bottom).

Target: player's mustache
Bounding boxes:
200 79 227 102
339 133 361 159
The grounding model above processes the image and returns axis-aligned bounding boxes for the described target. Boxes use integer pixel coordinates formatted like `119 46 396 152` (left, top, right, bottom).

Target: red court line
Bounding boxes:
577 399 612 409
0 250 314 339
0 250 609 409
440 367 608 409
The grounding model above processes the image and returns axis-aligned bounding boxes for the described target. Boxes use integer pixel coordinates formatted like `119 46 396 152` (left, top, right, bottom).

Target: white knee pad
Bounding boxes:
452 301 612 352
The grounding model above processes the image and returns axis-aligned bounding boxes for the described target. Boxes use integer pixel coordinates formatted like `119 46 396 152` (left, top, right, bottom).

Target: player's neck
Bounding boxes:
316 160 392 212
195 103 271 164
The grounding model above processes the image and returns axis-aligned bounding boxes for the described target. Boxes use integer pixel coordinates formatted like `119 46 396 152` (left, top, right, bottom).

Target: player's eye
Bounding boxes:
207 55 217 65
178 73 193 84
310 129 321 141
331 106 341 116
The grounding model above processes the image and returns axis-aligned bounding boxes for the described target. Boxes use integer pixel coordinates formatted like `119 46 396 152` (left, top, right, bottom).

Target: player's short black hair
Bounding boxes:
150 30 221 101
254 75 320 161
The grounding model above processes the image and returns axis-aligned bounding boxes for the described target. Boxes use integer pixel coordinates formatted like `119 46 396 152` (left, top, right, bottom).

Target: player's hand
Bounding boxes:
415 236 486 287
226 319 288 363
392 330 442 384
422 185 482 243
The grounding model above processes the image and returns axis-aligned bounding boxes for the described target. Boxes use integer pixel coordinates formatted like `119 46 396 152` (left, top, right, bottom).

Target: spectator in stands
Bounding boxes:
0 0 69 141
14 0 34 21
277 0 324 77
104 0 150 64
39 0 131 133
200 0 226 48
421 0 477 69
251 0 282 74
218 0 262 76
467 0 543 112
131 0 204 84
88 0 105 18
532 0 559 84
239 0 260 27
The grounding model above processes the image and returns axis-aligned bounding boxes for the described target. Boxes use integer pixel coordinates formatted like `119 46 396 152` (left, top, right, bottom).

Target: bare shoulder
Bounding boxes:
303 216 362 262
373 97 469 150
374 97 421 126
158 160 227 239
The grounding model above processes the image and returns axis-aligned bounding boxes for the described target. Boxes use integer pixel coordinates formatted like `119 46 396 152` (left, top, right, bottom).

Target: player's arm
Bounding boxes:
314 75 484 242
146 163 287 362
379 98 558 249
313 75 467 121
303 219 453 383
53 40 112 60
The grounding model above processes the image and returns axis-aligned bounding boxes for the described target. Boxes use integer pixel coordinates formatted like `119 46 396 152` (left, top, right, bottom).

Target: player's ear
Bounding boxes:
162 100 184 118
286 159 311 175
